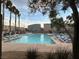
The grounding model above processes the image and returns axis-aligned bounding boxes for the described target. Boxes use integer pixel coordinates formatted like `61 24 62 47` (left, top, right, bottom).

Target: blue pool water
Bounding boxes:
11 34 55 44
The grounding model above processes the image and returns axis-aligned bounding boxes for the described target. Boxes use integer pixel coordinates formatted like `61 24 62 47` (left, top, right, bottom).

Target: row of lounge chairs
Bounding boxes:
56 33 71 43
3 34 22 42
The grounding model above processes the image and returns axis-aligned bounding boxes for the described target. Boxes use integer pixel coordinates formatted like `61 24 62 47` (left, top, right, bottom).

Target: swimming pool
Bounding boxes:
11 34 55 44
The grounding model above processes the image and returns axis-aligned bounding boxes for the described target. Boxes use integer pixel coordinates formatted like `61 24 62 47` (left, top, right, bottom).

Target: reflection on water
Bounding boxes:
40 34 44 43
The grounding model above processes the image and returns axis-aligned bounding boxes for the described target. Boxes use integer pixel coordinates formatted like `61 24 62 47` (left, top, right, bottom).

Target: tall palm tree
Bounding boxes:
0 0 2 57
12 6 19 34
8 6 15 34
15 9 19 34
18 13 21 33
6 0 12 34
12 6 16 33
2 0 5 29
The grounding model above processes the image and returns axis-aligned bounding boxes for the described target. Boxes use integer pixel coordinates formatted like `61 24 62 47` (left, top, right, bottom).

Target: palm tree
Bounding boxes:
2 0 5 29
12 6 19 34
12 6 16 34
18 13 21 33
0 0 6 31
0 0 2 57
15 9 19 34
8 6 16 35
6 0 12 34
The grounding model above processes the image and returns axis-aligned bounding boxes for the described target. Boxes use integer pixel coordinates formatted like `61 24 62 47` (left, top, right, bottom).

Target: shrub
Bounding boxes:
56 50 70 59
47 49 72 59
47 52 56 59
26 49 38 59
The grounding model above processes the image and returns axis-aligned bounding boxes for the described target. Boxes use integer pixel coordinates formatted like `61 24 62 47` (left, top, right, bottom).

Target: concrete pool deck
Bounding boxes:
2 34 72 59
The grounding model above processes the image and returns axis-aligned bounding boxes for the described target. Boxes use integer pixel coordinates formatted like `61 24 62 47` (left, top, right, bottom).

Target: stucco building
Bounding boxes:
43 24 52 33
28 24 42 33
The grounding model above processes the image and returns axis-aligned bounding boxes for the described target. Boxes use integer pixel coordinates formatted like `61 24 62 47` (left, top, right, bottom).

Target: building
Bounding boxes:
28 24 42 33
44 24 52 33
43 23 65 33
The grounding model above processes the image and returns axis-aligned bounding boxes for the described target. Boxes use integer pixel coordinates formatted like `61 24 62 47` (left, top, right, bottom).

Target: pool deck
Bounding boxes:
2 34 72 59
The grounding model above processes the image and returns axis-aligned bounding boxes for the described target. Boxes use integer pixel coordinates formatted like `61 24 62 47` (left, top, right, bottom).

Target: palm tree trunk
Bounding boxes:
18 15 20 34
19 15 20 30
69 1 79 59
0 14 2 59
9 11 11 35
0 0 2 58
15 14 17 34
18 16 19 28
2 0 5 30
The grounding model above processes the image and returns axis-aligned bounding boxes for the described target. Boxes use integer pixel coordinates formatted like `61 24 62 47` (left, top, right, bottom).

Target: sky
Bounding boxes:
2 0 73 28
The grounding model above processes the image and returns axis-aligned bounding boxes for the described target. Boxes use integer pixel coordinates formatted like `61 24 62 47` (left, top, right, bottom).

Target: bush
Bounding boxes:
47 52 56 59
25 48 72 59
47 50 72 59
26 49 38 59
56 50 70 59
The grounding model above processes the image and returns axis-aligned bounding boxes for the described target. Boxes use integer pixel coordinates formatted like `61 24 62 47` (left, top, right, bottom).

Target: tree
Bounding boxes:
6 0 12 34
51 17 61 32
66 14 74 27
15 9 19 33
0 0 7 31
12 6 19 34
2 0 5 29
12 6 17 33
51 17 73 40
18 13 21 33
28 0 79 59
0 0 2 58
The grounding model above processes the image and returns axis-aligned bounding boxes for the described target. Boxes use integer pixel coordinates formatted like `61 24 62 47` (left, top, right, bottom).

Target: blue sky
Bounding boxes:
3 0 73 28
